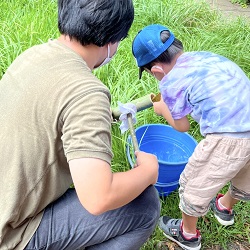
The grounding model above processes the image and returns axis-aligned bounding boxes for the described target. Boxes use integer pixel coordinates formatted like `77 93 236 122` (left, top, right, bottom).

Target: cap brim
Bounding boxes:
139 67 144 79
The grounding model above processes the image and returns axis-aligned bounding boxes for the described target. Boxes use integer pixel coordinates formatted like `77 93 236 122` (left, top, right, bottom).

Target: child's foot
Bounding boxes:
158 216 201 250
210 194 234 226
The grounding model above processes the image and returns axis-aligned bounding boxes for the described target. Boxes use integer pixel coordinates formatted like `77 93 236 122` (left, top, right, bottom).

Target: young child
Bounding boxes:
132 24 250 250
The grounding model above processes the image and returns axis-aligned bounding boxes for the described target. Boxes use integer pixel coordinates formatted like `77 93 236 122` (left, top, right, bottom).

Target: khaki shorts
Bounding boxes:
179 134 250 217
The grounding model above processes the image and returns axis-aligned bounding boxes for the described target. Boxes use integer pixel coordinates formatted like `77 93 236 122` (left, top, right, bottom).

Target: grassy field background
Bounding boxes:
0 0 250 249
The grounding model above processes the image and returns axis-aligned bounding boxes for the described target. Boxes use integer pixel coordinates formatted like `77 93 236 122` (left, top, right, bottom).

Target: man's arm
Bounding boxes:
69 151 158 215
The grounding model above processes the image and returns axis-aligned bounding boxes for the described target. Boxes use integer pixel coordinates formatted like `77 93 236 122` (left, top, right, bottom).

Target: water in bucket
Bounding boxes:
127 124 197 197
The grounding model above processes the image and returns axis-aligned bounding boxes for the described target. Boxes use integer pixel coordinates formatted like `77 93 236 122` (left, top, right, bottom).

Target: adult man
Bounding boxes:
0 1 160 249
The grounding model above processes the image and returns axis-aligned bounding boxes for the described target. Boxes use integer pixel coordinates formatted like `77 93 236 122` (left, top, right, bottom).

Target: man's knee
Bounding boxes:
139 186 161 226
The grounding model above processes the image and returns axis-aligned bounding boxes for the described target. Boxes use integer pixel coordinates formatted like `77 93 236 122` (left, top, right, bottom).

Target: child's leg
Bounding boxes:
179 135 250 218
230 157 250 202
215 148 250 215
159 135 250 249
182 212 198 234
219 190 239 209
208 136 250 226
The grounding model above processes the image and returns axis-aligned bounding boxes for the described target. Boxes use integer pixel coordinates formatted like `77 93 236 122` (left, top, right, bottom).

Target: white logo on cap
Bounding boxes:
147 40 157 52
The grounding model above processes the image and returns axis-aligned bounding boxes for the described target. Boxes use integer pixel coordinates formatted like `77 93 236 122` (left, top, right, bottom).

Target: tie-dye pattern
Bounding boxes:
160 51 250 136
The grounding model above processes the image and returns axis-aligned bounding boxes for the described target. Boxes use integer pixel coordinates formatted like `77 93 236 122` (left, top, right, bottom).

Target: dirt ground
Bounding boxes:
156 240 250 250
206 0 250 19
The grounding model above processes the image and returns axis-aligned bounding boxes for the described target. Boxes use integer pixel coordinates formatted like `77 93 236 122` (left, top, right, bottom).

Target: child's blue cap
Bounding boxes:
132 24 175 78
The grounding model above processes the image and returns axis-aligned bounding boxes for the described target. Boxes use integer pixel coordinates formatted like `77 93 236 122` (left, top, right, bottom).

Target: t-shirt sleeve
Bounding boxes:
160 77 193 120
61 88 113 165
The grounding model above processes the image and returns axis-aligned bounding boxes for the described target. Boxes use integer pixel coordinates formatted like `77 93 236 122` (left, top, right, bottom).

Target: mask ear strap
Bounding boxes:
151 65 166 75
107 44 110 58
152 65 163 71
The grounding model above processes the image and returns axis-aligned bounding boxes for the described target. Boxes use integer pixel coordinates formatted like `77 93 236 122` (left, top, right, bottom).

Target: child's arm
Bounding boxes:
153 96 190 132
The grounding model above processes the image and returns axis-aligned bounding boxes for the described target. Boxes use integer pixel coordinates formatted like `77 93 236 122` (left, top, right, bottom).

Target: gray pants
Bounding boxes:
24 186 160 250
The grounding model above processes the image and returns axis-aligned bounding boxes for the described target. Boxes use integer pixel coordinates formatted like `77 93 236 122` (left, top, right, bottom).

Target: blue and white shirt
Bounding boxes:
160 51 250 136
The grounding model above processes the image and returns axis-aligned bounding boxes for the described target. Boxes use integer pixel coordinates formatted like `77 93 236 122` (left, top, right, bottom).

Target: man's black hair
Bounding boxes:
58 0 134 47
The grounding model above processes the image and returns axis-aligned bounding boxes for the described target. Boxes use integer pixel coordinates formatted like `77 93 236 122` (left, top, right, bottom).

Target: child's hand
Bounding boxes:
153 97 166 116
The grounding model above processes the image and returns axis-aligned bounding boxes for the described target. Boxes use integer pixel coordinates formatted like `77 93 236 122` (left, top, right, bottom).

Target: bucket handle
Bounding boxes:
126 135 136 168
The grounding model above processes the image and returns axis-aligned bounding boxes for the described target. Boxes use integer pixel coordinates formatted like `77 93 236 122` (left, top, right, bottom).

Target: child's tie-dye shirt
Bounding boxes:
160 51 250 136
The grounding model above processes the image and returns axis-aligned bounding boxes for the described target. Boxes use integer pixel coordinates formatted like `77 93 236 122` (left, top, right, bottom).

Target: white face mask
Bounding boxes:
95 45 112 68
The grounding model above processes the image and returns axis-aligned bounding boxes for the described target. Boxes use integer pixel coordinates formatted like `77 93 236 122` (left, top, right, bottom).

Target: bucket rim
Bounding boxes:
135 124 197 144
155 180 179 187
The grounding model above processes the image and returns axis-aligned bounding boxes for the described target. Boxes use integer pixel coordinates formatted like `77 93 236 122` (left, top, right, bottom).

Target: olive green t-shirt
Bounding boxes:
0 39 113 249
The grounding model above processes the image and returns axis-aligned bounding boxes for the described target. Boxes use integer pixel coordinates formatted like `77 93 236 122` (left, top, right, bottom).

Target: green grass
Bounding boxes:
1 0 250 249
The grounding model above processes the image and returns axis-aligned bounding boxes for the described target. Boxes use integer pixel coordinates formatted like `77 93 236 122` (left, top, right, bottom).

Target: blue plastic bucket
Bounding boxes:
127 124 197 197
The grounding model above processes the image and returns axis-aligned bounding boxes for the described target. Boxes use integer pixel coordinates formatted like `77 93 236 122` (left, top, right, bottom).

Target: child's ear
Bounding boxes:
151 65 166 80
151 67 162 75
151 65 165 75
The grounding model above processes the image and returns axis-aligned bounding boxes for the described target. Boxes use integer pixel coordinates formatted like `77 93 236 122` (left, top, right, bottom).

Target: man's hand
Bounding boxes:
135 151 159 185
